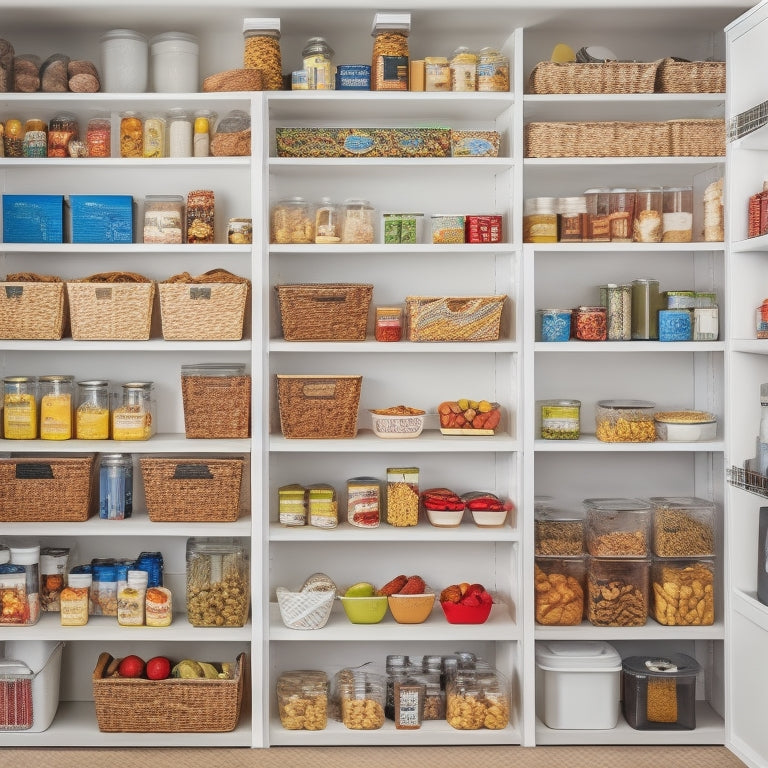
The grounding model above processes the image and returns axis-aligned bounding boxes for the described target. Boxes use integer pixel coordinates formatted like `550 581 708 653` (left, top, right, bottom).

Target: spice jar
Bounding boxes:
540 399 581 440
112 381 153 440
584 187 611 241
371 16 409 91
574 306 607 341
523 198 557 243
47 112 79 158
302 37 335 90
271 197 314 244
186 537 250 627
22 118 47 158
243 18 283 91
609 188 636 242
3 375 38 439
450 47 478 91
375 306 403 342
307 484 338 529
39 374 74 440
633 187 663 243
99 454 133 520
167 108 193 157
631 277 661 340
142 112 167 158
387 466 419 527
60 572 91 626
76 380 110 439
227 217 252 244
86 114 111 157
119 111 143 157
186 189 215 243
347 476 381 528
600 283 632 341
278 484 307 527
662 186 693 242
150 31 199 93
341 198 375 243
314 197 341 243
477 47 510 92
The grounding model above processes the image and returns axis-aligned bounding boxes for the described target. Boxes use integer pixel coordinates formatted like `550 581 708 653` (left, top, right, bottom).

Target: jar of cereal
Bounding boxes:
341 199 375 244
271 197 314 244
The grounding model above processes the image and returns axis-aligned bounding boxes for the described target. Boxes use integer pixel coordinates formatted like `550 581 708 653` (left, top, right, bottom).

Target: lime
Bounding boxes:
345 582 375 597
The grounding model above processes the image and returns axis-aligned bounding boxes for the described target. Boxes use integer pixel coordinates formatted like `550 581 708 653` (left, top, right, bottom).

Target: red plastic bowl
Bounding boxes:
440 600 492 624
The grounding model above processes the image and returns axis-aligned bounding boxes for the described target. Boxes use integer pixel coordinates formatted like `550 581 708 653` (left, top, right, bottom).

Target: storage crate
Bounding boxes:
0 281 65 339
528 59 661 94
668 118 725 156
277 374 362 439
159 281 248 340
656 58 725 93
0 641 64 732
140 457 245 522
67 279 155 340
181 367 251 439
2 195 65 244
92 652 246 732
276 283 373 341
405 295 506 341
0 456 95 522
69 195 134 244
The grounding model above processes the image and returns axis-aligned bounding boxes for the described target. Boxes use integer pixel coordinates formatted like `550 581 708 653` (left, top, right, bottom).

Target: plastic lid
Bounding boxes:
10 545 40 565
583 497 651 512
622 653 700 678
127 569 149 586
243 17 281 34
372 12 411 34
77 379 109 387
67 572 92 588
0 548 10 565
150 31 199 49
100 29 148 44
648 496 715 509
536 640 622 670
596 399 655 409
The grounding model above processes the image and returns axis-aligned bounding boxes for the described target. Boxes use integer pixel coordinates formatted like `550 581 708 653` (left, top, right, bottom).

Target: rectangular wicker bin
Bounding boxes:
405 295 507 342
277 374 362 439
668 118 726 156
140 457 245 522
92 652 246 733
158 282 248 340
66 281 155 340
0 282 66 340
276 283 373 341
528 59 661 94
181 374 251 439
525 121 671 158
0 455 95 522
656 58 725 93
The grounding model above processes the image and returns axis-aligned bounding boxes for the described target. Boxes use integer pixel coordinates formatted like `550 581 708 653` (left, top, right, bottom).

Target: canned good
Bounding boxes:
658 309 692 341
540 399 580 440
307 484 338 529
278 484 307 527
347 476 381 528
99 454 133 520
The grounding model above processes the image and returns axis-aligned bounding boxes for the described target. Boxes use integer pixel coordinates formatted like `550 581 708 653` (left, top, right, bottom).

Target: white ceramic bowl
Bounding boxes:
654 411 717 442
425 506 465 527
370 411 424 439
471 508 509 527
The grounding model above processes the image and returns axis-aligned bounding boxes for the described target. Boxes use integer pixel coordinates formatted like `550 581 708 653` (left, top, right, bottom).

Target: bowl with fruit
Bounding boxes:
438 399 501 435
378 574 435 624
339 581 389 624
439 582 494 624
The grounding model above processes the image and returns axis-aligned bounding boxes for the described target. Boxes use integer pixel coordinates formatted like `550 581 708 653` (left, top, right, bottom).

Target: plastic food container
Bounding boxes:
422 487 465 527
334 668 386 730
462 491 510 528
445 667 510 729
440 599 492 624
535 506 585 555
650 557 715 625
534 556 585 626
369 410 425 439
150 31 200 92
586 556 649 626
339 595 388 624
650 496 716 557
622 654 700 730
595 399 656 442
536 309 572 342
535 640 621 729
540 399 580 439
653 411 717 441
277 670 328 730
584 497 651 557
431 214 465 244
100 29 149 92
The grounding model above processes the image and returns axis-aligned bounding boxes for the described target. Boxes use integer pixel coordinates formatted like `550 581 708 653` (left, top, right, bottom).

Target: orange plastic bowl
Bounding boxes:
440 600 492 624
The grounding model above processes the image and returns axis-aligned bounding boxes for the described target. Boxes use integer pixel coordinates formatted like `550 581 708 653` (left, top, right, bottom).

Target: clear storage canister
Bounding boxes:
446 667 510 729
3 375 38 439
0 564 31 625
584 187 611 241
150 31 199 93
347 476 381 527
60 572 91 626
662 186 693 242
536 308 572 342
334 668 387 730
76 379 110 439
243 18 283 91
534 555 586 625
387 466 419 526
631 277 661 340
167 108 193 157
540 399 581 439
143 194 185 244
609 187 635 242
574 306 607 341
186 537 249 627
277 670 329 730
523 197 557 243
371 20 409 91
557 195 588 241
584 496 652 557
112 381 153 440
341 199 375 244
535 506 585 555
142 112 166 158
22 118 47 158
587 556 649 627
314 197 341 243
302 37 335 90
650 557 714 626
227 217 252 244
9 544 40 625
595 399 656 443
119 111 143 157
271 197 314 244
477 47 510 92
633 187 663 243
307 484 338 529
86 114 111 158
450 47 477 91
100 29 149 93
650 496 716 557
39 374 74 440
279 484 307 527
599 283 632 340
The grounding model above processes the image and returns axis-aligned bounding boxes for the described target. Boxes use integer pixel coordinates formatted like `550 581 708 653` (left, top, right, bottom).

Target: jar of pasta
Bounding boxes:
371 17 409 91
39 374 74 440
341 199 375 244
3 376 38 439
271 197 314 244
119 111 143 157
477 47 509 92
386 467 419 526
302 37 335 90
76 380 110 439
243 18 282 91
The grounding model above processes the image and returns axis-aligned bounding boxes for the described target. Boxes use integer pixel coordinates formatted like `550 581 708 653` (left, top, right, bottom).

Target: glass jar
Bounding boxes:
271 197 314 244
3 118 25 158
346 476 381 528
314 197 341 243
609 188 636 242
536 308 572 342
375 306 403 342
22 118 47 158
371 24 409 91
112 382 153 440
99 454 133 520
446 668 510 729
341 199 375 244
86 114 111 157
534 555 586 625
167 108 193 157
387 466 419 527
39 374 74 440
587 556 649 627
599 283 632 341
631 277 661 340
595 399 656 443
186 537 250 627
278 484 307 527
3 375 38 439
584 187 611 241
145 585 173 627
557 196 588 242
335 668 387 730
450 47 478 91
100 28 149 92
633 187 663 243
193 110 215 157
574 306 607 341
243 18 283 91
535 506 585 555
76 380 110 439
477 47 510 92
584 497 652 557
277 670 329 730
47 112 79 158
227 217 252 244
40 547 69 612
119 111 143 157
662 186 693 242
540 399 581 440
142 112 167 158
523 197 557 243
302 37 335 90
60 572 91 626
186 189 215 243
150 31 199 93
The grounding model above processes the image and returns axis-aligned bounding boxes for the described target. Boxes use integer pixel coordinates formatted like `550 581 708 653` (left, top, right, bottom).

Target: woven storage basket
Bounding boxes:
276 283 373 341
524 121 671 157
202 68 263 92
0 281 65 339
668 118 726 156
211 129 251 157
656 58 725 93
181 372 251 439
528 59 661 94
405 295 506 342
276 587 336 630
92 652 245 733
0 455 95 522
277 374 362 439
140 457 244 522
158 281 248 340
66 281 155 340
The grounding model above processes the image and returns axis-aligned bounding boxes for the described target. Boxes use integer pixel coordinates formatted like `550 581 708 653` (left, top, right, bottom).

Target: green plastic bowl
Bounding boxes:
339 595 388 624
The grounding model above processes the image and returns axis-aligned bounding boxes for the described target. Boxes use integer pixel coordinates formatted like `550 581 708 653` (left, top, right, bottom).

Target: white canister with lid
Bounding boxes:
100 29 149 92
150 31 200 93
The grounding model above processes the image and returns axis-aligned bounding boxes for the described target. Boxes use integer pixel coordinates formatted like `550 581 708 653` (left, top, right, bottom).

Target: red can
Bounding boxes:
465 214 503 243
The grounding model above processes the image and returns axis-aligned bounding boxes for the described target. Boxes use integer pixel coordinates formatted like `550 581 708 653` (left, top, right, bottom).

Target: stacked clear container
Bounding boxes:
334 668 387 730
277 670 329 730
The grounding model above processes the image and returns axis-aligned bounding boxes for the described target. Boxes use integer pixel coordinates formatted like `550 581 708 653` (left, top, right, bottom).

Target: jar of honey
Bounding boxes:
39 374 74 440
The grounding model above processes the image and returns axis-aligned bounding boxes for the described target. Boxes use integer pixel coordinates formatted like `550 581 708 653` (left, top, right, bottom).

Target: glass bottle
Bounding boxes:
341 199 375 244
314 197 341 243
3 376 38 439
39 374 74 440
112 382 153 440
76 380 110 439
302 37 335 90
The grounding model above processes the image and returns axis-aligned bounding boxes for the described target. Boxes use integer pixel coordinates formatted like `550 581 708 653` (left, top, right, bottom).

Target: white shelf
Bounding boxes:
270 243 518 255
0 157 250 168
270 157 515 170
534 620 726 641
528 242 724 253
0 339 252 352
733 589 768 633
524 156 725 168
0 243 251 253
269 339 519 353
0 433 251 453
533 341 724 353
534 436 724 452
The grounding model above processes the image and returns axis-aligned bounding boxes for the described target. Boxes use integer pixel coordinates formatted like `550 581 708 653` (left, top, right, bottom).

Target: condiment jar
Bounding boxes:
271 196 315 244
477 47 510 92
302 37 335 90
341 198 375 244
112 381 153 440
375 306 403 342
150 31 199 93
143 112 167 158
371 18 409 91
99 454 133 520
314 197 341 243
22 118 47 158
60 572 91 626
450 47 478 91
39 374 74 440
227 217 253 244
242 17 283 91
86 114 111 158
167 107 193 157
76 380 110 439
100 29 149 92
3 375 38 439
119 111 143 158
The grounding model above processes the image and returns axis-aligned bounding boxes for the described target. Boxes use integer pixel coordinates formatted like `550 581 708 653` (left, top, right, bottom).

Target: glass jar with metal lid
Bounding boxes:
302 37 335 90
39 374 74 440
539 399 581 440
112 381 154 440
3 375 38 439
76 380 110 439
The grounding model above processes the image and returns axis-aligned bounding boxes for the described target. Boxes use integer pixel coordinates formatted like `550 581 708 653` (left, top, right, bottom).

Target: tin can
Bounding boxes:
291 69 309 90
99 454 133 520
540 399 581 440
658 309 692 341
347 476 381 528
136 551 164 588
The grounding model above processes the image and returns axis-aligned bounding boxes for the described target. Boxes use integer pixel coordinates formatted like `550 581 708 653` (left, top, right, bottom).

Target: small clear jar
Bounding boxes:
586 556 649 627
277 670 329 730
595 399 656 443
633 187 663 243
536 308 572 342
39 374 74 440
662 186 693 242
387 467 419 526
341 199 375 244
86 114 111 158
425 57 451 91
540 399 581 440
386 654 409 720
375 306 403 342
302 37 335 90
119 111 143 157
76 380 110 439
314 197 341 243
523 197 557 243
3 375 38 439
584 497 652 557
167 108 193 157
47 112 79 158
584 187 611 241
228 217 252 244
99 453 133 520
112 382 153 440
609 188 636 242
142 113 166 158
599 283 632 341
534 555 586 625
477 47 510 92
22 118 47 158
450 47 477 91
446 668 510 729
535 506 585 555
574 306 607 341
271 197 314 244
143 194 185 244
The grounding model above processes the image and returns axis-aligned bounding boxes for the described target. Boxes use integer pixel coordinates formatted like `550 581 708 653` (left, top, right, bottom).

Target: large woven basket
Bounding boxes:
276 283 373 341
656 58 725 93
0 281 65 339
668 118 726 156
525 121 671 157
277 374 362 439
528 59 661 94
140 457 245 522
181 374 251 439
92 652 246 733
158 281 248 340
66 281 155 340
405 295 506 342
0 455 95 522
276 587 336 630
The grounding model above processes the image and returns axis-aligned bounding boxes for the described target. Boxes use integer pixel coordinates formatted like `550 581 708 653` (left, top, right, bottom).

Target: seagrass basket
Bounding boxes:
140 457 245 522
668 118 726 156
525 121 671 157
277 374 362 439
0 281 65 339
528 59 661 94
158 280 248 340
276 587 336 630
656 58 725 93
276 283 373 341
202 68 263 92
405 295 506 341
92 652 246 732
181 365 251 439
66 279 155 340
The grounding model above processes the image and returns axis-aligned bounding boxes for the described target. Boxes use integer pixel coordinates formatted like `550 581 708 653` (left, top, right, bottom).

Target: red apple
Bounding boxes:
145 656 172 680
466 583 485 597
117 654 145 678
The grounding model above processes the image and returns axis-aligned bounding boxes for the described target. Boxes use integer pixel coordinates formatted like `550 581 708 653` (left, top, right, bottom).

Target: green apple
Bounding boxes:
345 581 375 597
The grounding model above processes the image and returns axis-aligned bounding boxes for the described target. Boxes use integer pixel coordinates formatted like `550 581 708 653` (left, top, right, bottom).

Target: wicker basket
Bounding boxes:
211 129 251 157
276 283 373 341
528 59 661 94
202 68 263 92
140 457 245 522
158 281 248 340
0 455 95 522
181 371 251 439
656 58 725 93
525 121 671 158
405 295 506 342
92 652 245 733
668 118 726 156
66 281 155 340
276 587 336 630
0 281 65 339
277 374 362 439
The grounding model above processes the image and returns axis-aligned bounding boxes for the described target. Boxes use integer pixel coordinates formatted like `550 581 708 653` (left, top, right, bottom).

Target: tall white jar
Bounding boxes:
150 31 200 92
100 29 149 92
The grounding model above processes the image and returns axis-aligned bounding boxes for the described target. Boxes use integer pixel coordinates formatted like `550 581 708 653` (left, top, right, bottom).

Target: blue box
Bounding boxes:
335 64 371 90
70 195 135 244
2 195 65 243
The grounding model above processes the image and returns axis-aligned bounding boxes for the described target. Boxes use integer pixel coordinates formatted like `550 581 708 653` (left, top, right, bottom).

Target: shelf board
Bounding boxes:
0 339 252 352
730 339 768 354
269 339 519 353
0 156 250 168
0 243 251 253
731 233 768 252
733 589 768 633
533 340 724 353
534 435 724 452
524 156 725 168
270 157 514 170
269 602 518 641
534 619 725 641
0 433 251 453
526 241 723 253
269 243 517 255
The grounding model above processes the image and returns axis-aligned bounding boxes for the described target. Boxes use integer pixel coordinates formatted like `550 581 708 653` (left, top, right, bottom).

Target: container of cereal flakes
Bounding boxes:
595 399 656 442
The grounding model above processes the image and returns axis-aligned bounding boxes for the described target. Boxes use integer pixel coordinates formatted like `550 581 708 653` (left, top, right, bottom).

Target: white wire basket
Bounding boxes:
276 587 336 630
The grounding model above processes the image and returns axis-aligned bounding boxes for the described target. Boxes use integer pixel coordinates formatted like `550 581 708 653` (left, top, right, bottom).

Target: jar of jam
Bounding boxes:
375 306 403 341
574 306 607 341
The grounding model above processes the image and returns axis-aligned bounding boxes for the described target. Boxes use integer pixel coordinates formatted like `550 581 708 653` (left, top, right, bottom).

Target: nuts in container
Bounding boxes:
587 556 649 627
650 496 716 557
595 399 656 442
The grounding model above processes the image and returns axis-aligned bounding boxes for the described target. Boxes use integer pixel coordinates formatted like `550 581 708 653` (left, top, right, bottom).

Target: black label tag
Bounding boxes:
173 464 214 480
5 286 23 298
189 287 212 300
16 463 54 479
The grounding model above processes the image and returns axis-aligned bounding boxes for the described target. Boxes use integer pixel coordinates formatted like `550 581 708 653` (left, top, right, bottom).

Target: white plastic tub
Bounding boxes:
535 640 621 729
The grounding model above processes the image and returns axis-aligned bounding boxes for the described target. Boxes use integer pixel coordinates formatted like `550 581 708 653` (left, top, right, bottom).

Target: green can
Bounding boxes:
540 399 581 440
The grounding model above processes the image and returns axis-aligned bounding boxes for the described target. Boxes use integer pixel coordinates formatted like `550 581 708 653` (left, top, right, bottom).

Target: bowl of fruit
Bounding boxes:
438 399 501 435
339 581 389 624
439 582 494 624
378 574 435 624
